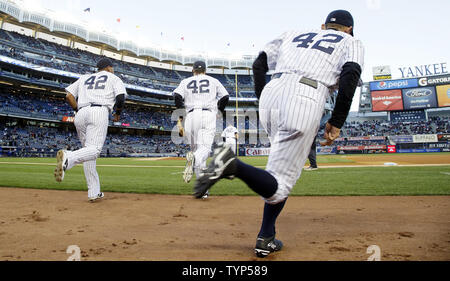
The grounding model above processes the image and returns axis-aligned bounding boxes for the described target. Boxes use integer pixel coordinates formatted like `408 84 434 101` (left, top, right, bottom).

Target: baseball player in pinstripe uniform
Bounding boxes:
194 10 364 257
54 58 127 202
173 61 229 199
221 124 239 155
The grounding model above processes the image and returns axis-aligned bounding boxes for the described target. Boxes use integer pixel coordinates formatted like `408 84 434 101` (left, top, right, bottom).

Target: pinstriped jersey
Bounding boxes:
221 125 238 139
174 74 229 113
264 29 364 88
66 71 127 112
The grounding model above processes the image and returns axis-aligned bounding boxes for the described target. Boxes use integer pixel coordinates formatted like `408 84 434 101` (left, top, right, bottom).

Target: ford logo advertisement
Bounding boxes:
405 88 432 98
402 87 437 110
370 78 418 91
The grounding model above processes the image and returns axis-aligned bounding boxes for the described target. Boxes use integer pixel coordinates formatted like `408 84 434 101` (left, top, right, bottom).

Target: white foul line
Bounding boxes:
0 161 449 169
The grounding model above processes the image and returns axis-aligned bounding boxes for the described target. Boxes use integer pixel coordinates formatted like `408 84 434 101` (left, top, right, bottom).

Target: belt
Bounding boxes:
188 108 211 113
79 104 104 110
272 73 318 89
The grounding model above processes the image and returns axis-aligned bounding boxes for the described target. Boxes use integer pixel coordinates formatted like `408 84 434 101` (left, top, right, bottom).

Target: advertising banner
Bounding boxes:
337 145 386 151
372 65 392 81
316 147 337 155
402 87 437 109
387 145 397 153
369 78 418 91
412 134 438 143
62 116 75 123
245 147 271 156
347 136 386 141
438 134 450 142
388 135 414 143
435 84 450 108
428 143 450 149
397 148 441 153
390 110 426 122
418 74 450 86
371 90 404 112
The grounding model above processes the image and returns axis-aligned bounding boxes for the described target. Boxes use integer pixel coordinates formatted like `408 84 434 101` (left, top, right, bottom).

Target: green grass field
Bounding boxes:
0 154 449 196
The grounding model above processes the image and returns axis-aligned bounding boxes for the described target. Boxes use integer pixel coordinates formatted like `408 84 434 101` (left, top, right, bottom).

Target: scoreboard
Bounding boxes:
369 74 450 112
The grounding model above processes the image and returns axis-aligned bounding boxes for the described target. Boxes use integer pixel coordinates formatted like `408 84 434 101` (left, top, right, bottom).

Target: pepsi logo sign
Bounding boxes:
370 78 418 91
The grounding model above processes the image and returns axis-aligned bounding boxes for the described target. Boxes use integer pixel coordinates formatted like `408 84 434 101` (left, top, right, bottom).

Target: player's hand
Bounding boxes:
320 122 341 146
177 118 184 137
113 114 120 123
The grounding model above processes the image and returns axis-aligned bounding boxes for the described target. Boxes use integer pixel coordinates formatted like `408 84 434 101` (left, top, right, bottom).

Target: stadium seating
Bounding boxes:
0 123 188 157
339 118 449 137
0 29 258 97
1 29 450 157
0 90 175 130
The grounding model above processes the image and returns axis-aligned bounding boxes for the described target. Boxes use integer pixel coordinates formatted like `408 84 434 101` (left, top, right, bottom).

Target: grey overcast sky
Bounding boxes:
18 0 450 111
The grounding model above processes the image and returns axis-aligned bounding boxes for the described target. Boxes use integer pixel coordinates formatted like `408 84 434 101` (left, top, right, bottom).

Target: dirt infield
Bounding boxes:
330 154 450 166
0 187 449 261
1 153 449 261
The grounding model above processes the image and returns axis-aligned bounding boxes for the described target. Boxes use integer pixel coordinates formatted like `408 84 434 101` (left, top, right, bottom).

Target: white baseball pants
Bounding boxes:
184 109 216 177
225 138 237 154
259 74 329 204
65 106 109 198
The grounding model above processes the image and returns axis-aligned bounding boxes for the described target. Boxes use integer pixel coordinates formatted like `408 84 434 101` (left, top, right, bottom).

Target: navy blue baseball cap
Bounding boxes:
325 10 354 36
97 58 114 70
193 61 206 71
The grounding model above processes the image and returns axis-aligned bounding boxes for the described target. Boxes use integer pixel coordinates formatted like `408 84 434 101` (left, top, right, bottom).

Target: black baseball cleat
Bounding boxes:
255 235 283 258
193 144 237 199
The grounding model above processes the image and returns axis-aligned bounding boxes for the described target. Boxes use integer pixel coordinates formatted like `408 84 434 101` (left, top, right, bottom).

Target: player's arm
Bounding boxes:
177 115 184 137
174 92 186 135
113 94 126 122
173 88 186 136
217 95 229 115
173 92 184 109
173 80 186 136
322 41 364 146
252 52 269 99
216 81 229 117
65 78 81 113
65 91 78 112
113 78 128 122
321 62 362 146
221 129 226 142
253 33 284 99
234 132 239 140
173 79 186 113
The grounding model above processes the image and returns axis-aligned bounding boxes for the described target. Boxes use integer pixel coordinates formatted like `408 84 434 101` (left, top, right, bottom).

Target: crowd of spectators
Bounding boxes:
1 113 449 157
1 29 450 157
0 29 256 96
0 124 189 157
340 117 449 137
0 90 176 130
0 90 73 118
